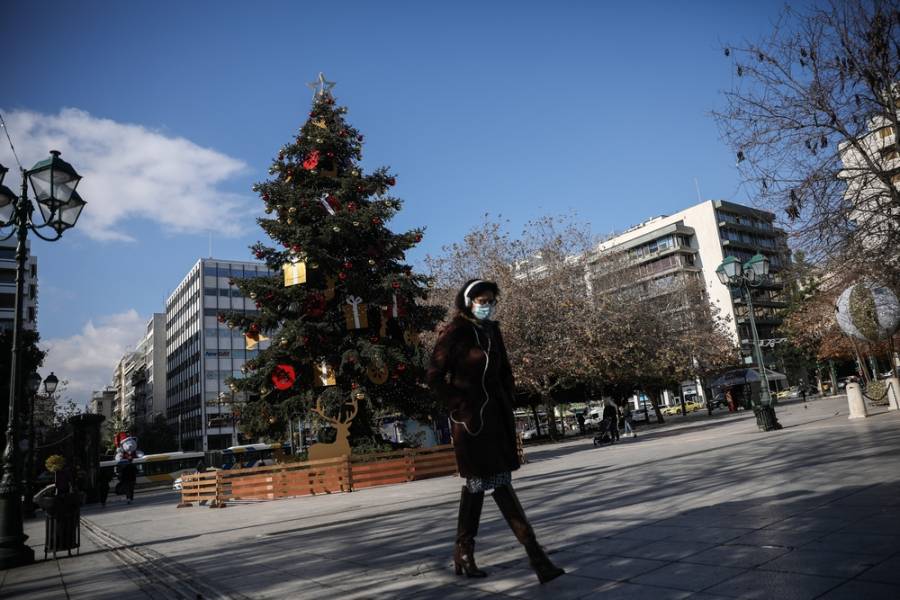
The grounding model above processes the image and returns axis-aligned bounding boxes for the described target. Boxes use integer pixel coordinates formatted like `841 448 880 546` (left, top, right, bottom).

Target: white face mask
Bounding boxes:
472 303 494 320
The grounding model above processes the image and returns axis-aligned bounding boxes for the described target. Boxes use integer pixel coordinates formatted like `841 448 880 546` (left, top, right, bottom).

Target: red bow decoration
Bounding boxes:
303 150 320 170
271 364 297 390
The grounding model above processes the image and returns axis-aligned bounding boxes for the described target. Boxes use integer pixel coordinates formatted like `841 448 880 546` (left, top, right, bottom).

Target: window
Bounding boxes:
27 306 35 322
30 264 36 278
878 126 895 139
29 284 35 299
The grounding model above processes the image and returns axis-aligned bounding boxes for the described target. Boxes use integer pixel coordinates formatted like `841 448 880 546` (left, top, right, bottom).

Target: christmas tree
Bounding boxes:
222 74 445 448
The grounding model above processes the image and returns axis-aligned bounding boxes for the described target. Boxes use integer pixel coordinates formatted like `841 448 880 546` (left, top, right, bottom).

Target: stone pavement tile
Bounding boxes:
761 515 850 534
728 528 827 549
758 548 880 578
552 551 666 581
0 562 66 600
859 555 900 585
619 540 713 562
816 579 900 599
502 573 618 599
664 527 750 545
459 565 538 595
582 580 693 599
558 536 653 557
612 525 683 542
684 544 791 568
403 583 511 599
701 570 842 599
849 514 900 536
338 567 461 599
214 568 330 599
803 531 900 555
630 562 746 592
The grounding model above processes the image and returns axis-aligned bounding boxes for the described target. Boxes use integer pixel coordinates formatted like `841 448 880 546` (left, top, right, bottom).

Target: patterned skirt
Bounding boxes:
465 471 511 494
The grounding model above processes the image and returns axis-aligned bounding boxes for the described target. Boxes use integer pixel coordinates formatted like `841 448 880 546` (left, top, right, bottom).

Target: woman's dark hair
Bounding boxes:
454 278 500 314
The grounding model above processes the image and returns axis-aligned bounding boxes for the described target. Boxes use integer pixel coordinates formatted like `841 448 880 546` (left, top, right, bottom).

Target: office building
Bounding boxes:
165 258 271 451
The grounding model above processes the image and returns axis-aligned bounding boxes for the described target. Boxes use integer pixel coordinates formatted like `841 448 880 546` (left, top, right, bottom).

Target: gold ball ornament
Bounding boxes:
249 292 257 299
289 206 297 214
287 218 293 225
367 363 389 385
353 221 360 227
351 169 360 177
368 259 376 266
333 226 341 233
310 262 319 269
316 138 323 143
280 338 289 347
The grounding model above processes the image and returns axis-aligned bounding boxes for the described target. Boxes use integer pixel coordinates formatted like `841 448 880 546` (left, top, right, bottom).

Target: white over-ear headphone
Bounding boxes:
463 279 486 307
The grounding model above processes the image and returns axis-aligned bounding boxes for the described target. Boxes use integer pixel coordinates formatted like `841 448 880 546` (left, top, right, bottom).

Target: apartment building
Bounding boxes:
594 199 791 372
0 237 38 332
166 258 272 451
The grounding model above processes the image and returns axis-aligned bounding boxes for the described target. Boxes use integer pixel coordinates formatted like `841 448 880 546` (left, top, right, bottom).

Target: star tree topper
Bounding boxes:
307 72 336 98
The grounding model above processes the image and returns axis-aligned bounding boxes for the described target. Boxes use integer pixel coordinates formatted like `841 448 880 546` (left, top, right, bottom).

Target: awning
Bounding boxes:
711 368 787 388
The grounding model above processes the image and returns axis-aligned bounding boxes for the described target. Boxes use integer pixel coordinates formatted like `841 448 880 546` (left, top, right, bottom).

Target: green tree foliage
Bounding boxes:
0 328 46 448
222 85 445 444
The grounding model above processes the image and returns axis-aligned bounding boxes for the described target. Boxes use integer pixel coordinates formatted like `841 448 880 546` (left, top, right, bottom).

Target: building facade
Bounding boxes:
89 387 115 423
134 313 167 422
0 237 38 332
165 258 271 451
594 199 791 371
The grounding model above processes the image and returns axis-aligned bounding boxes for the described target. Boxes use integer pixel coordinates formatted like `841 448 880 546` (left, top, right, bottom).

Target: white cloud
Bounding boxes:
0 108 252 241
41 309 147 407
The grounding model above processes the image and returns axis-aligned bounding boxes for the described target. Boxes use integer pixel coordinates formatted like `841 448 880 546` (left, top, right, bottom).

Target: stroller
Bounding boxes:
592 418 616 447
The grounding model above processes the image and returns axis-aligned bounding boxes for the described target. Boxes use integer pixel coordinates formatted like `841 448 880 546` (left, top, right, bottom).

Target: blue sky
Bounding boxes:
1 0 789 404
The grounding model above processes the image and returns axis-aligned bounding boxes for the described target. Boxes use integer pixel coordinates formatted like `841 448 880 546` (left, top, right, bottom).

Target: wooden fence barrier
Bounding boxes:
178 444 458 507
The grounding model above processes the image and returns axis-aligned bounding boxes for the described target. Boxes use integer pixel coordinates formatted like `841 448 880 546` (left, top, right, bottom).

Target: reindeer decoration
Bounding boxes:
308 395 359 460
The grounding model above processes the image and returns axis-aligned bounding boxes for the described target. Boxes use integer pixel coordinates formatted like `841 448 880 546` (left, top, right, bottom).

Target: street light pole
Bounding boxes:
716 253 782 432
0 154 85 569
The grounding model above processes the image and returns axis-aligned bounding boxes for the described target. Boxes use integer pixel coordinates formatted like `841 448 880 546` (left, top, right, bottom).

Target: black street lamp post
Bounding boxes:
716 253 782 431
0 153 85 569
23 372 58 518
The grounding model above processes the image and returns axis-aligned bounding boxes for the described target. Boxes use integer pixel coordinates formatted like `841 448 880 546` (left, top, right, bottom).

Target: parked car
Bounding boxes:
520 428 539 440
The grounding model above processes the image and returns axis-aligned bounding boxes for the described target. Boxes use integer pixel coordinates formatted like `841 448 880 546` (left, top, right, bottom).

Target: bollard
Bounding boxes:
846 383 868 420
887 377 900 411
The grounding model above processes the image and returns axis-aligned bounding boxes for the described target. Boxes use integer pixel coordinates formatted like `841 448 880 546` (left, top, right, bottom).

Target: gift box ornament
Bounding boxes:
381 293 408 320
343 296 369 329
245 331 270 350
314 361 337 387
282 260 307 287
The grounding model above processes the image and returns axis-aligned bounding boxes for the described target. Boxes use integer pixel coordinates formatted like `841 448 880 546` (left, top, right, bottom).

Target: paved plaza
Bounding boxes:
2 394 899 599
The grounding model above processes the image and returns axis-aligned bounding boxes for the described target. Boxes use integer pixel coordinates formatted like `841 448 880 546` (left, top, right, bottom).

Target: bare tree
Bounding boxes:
426 215 596 437
716 0 900 274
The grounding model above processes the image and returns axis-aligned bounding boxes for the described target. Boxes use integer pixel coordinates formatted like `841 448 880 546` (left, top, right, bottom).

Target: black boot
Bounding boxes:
492 485 565 584
454 486 487 577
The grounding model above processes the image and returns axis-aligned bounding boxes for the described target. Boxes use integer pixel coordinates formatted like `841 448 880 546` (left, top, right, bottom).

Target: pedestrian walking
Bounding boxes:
603 399 619 442
119 459 137 504
427 278 565 585
622 403 636 438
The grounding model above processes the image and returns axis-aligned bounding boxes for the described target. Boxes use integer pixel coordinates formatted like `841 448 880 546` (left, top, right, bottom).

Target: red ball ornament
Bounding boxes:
370 335 379 343
343 261 353 270
357 134 364 142
291 244 302 253
255 250 265 259
249 323 259 333
351 382 358 389
262 192 270 201
338 272 348 281
346 202 357 212
414 234 423 242
271 364 297 390
391 281 401 289
217 314 226 323
396 363 406 372
387 177 396 186
372 217 382 225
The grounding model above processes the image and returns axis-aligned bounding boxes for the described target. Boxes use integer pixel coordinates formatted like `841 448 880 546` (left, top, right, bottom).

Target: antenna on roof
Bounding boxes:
694 178 703 203
208 231 213 258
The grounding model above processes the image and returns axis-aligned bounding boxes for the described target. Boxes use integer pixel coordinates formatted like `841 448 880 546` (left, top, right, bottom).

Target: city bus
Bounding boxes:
99 451 205 488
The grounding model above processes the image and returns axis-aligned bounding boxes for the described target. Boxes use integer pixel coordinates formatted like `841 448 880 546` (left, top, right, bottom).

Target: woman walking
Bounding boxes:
427 278 565 584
